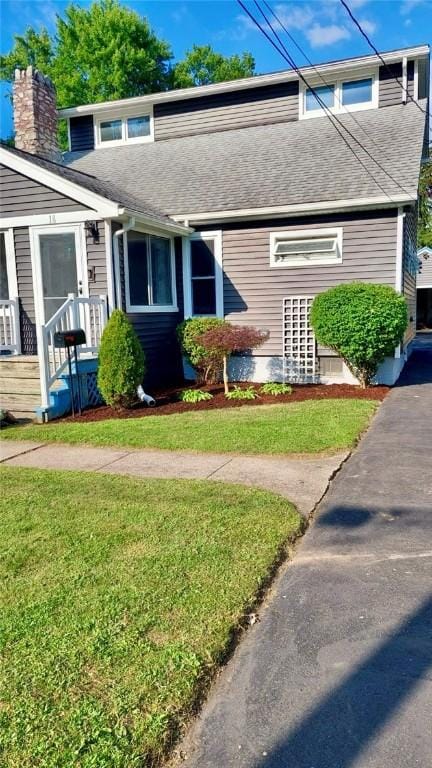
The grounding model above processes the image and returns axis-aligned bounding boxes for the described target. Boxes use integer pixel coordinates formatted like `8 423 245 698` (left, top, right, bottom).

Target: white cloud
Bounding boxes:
400 0 425 16
358 18 377 35
306 23 351 48
272 4 315 31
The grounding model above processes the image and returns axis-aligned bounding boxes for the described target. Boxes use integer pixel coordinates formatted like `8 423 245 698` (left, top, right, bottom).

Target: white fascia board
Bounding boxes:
122 209 193 236
0 147 122 217
171 195 417 226
0 210 106 228
58 45 430 119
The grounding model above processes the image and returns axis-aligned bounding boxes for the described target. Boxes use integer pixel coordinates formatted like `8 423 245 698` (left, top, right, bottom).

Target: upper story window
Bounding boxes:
96 109 153 147
270 229 343 268
302 72 377 118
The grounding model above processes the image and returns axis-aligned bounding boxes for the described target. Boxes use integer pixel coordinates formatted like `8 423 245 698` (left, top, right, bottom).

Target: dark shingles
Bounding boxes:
64 101 427 216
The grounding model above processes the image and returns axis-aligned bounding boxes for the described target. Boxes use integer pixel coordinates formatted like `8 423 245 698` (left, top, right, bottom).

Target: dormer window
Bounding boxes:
302 72 377 118
96 109 153 147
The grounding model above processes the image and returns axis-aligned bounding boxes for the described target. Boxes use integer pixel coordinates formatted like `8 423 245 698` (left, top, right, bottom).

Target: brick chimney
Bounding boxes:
13 66 61 162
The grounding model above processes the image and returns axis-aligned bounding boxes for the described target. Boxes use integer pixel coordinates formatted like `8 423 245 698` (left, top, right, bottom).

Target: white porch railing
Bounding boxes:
38 293 108 409
0 298 21 355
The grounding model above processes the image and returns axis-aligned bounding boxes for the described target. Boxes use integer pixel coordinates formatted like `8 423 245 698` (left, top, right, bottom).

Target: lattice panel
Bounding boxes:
283 296 318 383
86 371 103 406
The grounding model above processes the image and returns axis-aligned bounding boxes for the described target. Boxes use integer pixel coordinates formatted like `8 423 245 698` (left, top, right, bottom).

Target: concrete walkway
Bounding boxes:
176 341 432 768
0 440 347 518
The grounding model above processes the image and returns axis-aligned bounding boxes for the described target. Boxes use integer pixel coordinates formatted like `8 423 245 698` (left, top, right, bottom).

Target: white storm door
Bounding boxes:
31 224 87 324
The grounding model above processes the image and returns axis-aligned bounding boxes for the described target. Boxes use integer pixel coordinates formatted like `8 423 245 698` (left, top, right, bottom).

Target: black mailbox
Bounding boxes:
54 329 86 348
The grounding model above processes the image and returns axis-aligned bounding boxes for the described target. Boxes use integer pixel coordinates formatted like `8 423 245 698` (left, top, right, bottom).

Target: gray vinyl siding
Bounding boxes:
418 57 429 100
69 115 95 152
154 82 299 140
379 60 416 107
219 210 398 357
418 253 432 288
14 227 37 354
0 164 86 217
117 232 184 387
402 207 417 343
86 220 108 297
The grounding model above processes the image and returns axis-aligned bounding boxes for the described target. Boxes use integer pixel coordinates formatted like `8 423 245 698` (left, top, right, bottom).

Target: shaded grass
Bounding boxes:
2 399 377 454
0 467 301 768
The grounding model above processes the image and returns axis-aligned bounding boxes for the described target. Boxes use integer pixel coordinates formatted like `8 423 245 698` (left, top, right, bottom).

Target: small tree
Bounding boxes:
310 283 408 387
197 324 269 394
97 309 145 408
177 317 227 383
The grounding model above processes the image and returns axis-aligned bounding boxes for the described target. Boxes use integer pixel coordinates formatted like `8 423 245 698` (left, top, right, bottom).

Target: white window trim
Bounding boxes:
299 70 378 119
270 228 343 268
0 228 18 299
182 231 224 319
94 105 154 148
124 230 178 313
29 223 89 327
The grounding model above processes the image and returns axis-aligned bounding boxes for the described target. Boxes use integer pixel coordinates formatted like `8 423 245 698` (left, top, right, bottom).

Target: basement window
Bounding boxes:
270 229 343 268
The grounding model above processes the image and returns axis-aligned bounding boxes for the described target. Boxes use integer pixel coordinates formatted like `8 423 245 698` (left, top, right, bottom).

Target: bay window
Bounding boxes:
125 230 177 312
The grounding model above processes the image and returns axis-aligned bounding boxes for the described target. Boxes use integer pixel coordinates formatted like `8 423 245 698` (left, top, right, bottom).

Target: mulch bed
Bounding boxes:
61 382 389 423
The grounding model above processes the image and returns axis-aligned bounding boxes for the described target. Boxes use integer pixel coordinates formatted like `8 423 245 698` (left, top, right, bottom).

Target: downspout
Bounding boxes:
402 56 408 104
395 207 406 360
112 216 135 309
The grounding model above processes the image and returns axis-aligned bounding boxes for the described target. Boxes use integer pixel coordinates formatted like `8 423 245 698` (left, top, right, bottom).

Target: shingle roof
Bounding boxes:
64 101 427 217
1 144 174 225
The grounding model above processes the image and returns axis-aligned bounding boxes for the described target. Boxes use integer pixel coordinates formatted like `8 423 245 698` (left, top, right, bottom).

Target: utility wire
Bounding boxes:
261 0 399 156
240 0 415 202
338 0 430 120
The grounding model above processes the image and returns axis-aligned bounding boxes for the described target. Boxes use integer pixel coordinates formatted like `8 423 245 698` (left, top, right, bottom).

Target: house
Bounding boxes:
0 44 430 420
417 246 432 328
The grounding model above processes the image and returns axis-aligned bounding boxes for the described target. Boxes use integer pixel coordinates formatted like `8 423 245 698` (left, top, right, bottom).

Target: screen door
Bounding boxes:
36 228 85 323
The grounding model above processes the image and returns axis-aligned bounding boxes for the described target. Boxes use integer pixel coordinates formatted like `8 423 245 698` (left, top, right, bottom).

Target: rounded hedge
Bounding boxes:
177 317 227 382
310 283 408 387
97 309 145 408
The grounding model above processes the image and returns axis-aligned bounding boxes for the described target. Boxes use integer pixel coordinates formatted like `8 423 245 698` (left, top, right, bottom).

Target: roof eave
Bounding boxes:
171 194 417 226
58 44 430 119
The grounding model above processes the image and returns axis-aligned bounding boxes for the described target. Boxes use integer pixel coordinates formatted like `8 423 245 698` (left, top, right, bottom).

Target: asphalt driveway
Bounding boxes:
180 339 432 768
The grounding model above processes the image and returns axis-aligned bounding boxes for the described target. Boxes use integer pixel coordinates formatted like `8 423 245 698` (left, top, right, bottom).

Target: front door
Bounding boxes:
32 224 87 324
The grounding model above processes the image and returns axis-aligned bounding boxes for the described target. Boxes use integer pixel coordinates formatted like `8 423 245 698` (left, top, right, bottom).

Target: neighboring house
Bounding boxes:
417 246 432 328
0 44 430 420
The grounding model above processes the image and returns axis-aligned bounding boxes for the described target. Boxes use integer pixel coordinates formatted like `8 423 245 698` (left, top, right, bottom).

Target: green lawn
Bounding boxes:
2 399 377 454
0 467 301 768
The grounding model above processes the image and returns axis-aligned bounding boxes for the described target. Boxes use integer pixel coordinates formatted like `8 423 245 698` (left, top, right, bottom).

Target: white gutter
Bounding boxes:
113 217 135 309
58 45 430 118
171 194 417 226
395 206 406 359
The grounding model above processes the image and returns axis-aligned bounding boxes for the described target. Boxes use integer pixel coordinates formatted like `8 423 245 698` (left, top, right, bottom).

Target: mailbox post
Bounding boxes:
54 329 86 417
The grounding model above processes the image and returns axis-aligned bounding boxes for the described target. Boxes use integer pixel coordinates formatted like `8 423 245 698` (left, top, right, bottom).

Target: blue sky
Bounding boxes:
0 0 431 138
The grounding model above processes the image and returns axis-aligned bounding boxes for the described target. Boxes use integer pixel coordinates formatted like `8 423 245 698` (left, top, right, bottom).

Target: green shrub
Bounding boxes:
260 382 293 396
225 385 258 401
310 283 408 387
178 388 213 403
97 310 145 408
177 317 227 383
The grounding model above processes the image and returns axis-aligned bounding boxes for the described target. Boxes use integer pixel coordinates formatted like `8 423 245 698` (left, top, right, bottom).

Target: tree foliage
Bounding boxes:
177 317 227 383
172 44 255 88
197 324 269 394
0 0 173 109
418 156 432 248
97 309 145 409
310 283 408 388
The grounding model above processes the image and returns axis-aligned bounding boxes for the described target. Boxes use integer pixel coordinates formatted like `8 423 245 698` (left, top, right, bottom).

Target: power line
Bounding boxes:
238 0 416 203
338 0 431 120
261 0 400 162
